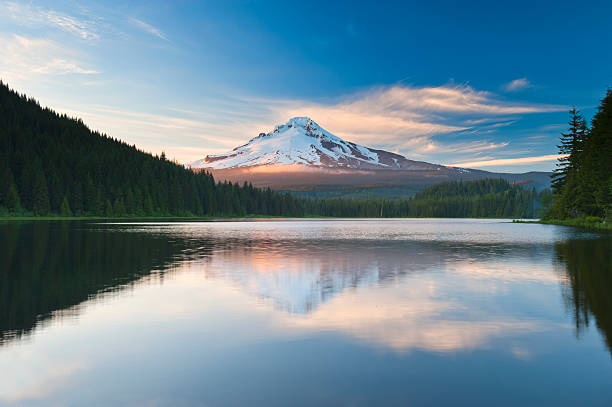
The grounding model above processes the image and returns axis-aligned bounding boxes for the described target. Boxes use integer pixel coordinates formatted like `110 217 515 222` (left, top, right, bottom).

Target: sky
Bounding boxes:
0 0 611 172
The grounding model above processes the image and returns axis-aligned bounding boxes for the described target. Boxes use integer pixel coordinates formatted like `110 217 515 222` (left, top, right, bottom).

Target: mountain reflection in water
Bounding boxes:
0 220 611 357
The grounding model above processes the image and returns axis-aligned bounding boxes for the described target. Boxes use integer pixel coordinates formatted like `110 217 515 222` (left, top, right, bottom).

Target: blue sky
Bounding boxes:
1 0 610 172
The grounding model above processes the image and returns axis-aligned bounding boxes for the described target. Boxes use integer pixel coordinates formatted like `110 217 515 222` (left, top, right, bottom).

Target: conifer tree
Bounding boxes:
5 182 22 214
105 200 113 217
579 89 612 216
144 193 154 216
60 195 72 216
31 170 50 215
551 108 586 194
113 199 126 216
546 90 612 219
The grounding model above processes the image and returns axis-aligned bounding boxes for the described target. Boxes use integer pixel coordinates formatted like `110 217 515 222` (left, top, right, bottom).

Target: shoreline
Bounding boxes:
513 218 612 232
1 215 537 222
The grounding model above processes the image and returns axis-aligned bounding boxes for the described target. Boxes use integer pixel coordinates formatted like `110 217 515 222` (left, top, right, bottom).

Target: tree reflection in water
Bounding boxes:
0 221 211 344
555 235 612 353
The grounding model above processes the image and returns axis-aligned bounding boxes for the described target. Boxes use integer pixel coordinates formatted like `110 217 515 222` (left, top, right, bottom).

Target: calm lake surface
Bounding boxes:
1 219 611 406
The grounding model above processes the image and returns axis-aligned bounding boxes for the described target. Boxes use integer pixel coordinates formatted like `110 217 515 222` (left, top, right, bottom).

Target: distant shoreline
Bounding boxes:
513 218 612 232
1 216 543 222
5 216 608 231
0 215 293 222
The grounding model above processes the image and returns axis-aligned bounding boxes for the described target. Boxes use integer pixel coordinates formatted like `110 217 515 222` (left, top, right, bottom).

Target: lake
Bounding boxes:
1 219 611 406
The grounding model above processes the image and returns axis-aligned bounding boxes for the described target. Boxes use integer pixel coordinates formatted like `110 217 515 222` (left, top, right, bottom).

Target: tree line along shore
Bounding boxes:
542 89 612 230
1 81 610 225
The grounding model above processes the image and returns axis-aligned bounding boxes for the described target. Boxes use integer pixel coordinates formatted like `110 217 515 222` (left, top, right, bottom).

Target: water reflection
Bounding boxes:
2 220 610 352
203 237 569 314
554 236 612 352
1 220 612 406
0 222 211 344
0 221 601 347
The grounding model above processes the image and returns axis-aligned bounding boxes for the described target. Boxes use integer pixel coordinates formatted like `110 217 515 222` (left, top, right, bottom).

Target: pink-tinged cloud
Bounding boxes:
6 82 564 165
0 35 99 80
260 84 562 157
448 154 568 168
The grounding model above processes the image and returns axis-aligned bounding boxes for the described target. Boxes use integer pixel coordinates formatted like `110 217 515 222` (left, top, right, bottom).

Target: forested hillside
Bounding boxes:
0 81 304 217
303 178 548 218
0 82 550 219
547 89 612 220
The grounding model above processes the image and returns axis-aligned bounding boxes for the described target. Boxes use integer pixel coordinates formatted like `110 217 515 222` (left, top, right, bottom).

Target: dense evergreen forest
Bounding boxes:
0 81 548 219
0 81 305 217
302 178 548 218
547 89 612 220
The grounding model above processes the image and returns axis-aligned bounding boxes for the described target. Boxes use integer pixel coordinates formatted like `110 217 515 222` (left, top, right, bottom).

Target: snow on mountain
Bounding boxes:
190 117 441 171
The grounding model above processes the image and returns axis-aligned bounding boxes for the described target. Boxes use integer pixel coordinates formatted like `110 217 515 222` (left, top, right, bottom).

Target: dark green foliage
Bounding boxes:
582 90 612 217
0 166 22 214
554 237 612 352
3 183 21 214
284 184 427 200
547 90 612 219
302 178 547 218
59 195 72 216
31 169 50 215
0 81 304 218
550 108 586 194
104 200 113 217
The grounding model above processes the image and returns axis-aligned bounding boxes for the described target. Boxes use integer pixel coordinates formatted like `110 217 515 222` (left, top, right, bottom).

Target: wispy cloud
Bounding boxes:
31 59 99 75
234 84 562 156
342 84 552 114
128 17 168 41
55 104 237 163
434 140 510 154
0 34 99 80
0 1 99 40
503 78 533 92
538 123 566 131
447 154 567 168
25 84 563 165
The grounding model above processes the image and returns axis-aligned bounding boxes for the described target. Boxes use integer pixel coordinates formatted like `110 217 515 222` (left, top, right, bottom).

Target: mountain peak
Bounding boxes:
287 116 314 125
270 116 326 138
190 118 441 172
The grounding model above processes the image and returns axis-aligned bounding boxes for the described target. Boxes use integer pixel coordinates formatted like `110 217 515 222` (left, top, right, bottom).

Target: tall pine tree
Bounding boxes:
547 89 612 219
551 108 586 194
579 89 612 217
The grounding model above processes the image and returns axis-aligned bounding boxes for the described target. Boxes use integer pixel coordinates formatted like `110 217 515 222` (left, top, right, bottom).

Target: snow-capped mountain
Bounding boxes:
188 116 552 191
190 117 441 171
